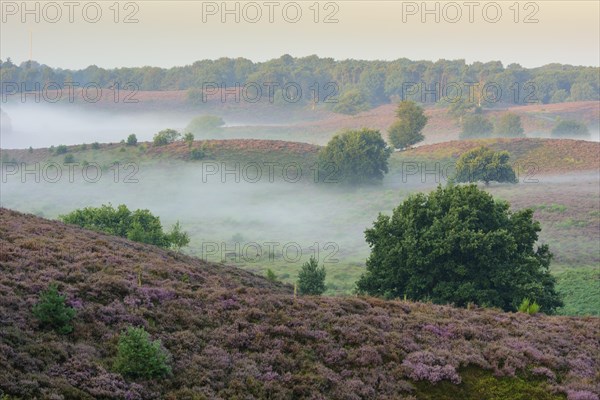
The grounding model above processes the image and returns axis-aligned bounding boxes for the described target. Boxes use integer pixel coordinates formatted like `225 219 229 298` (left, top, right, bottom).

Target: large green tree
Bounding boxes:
318 128 392 184
454 146 518 185
388 101 428 149
356 184 563 313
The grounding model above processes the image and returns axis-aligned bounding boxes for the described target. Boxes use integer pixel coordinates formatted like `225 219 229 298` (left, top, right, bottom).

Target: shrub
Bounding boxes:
183 132 194 148
297 256 326 295
55 144 68 154
168 221 190 254
332 89 370 115
356 184 563 313
460 115 493 139
266 269 277 282
113 326 171 379
551 120 589 137
32 284 76 334
318 128 392 184
454 146 518 185
494 113 525 137
91 142 100 150
63 154 75 163
80 143 88 151
28 146 33 153
153 129 181 146
388 101 428 149
518 298 540 315
189 147 205 160
126 134 138 146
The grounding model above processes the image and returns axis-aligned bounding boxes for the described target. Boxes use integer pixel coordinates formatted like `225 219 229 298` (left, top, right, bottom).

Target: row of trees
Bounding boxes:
2 56 598 112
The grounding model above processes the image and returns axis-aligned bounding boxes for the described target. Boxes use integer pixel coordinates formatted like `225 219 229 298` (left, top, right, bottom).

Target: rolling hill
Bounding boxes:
0 208 599 399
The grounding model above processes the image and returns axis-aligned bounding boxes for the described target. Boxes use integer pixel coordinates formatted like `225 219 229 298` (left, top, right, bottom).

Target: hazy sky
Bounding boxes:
1 1 599 69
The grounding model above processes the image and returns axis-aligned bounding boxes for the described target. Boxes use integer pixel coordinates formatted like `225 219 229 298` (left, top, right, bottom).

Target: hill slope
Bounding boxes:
0 208 599 399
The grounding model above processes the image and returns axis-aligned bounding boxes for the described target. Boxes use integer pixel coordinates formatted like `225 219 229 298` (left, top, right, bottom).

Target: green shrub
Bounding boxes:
80 143 88 151
153 129 181 146
266 269 277 282
113 326 171 379
168 221 190 254
454 146 518 185
388 101 428 149
63 154 75 163
518 298 540 315
32 284 76 334
91 142 100 150
551 120 589 137
126 134 138 146
460 115 493 139
297 256 326 295
55 144 68 154
190 147 205 160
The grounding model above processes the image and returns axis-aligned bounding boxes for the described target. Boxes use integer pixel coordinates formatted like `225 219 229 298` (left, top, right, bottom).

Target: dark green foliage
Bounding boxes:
297 256 326 295
332 89 370 115
460 115 494 139
356 184 563 313
126 134 138 146
28 146 33 153
185 115 224 135
454 146 518 185
266 269 277 282
91 142 100 150
113 326 171 379
32 284 76 334
189 147 205 160
447 98 477 121
60 204 176 248
551 120 589 137
55 145 68 155
318 128 392 184
63 154 75 163
153 129 181 146
388 101 428 149
494 113 525 137
80 143 87 151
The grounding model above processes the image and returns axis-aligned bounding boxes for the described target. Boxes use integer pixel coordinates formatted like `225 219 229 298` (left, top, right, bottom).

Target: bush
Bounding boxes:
126 134 138 146
91 142 100 150
460 115 493 139
297 256 326 295
388 101 428 149
551 120 589 137
80 143 88 151
60 204 176 248
55 145 68 155
518 298 540 315
189 147 205 160
494 113 524 137
167 221 190 254
356 184 563 313
318 128 392 184
113 326 171 379
32 284 76 334
454 146 517 185
63 154 75 163
266 269 277 282
183 132 194 148
153 129 181 146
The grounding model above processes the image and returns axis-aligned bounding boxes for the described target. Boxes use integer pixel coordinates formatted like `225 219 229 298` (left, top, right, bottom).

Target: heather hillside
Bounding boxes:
0 208 599 400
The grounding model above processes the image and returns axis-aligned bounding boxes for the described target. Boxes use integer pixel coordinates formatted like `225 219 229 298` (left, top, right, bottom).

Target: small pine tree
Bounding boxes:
297 256 326 295
32 284 76 334
113 326 171 379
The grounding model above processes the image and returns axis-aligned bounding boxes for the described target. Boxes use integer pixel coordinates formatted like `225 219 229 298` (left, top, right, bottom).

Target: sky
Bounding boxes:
1 1 599 69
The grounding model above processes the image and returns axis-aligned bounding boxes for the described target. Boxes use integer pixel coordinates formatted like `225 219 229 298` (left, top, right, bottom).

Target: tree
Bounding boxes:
447 97 476 123
153 129 181 146
454 146 518 185
460 115 493 139
183 132 194 148
356 184 563 313
168 221 190 254
494 113 524 137
113 326 171 379
318 128 392 184
551 120 589 137
32 284 76 334
297 256 326 295
388 101 428 149
127 134 138 146
332 89 370 115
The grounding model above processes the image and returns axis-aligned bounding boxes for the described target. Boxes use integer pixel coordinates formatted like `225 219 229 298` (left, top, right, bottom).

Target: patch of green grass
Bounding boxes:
532 204 567 213
554 267 600 316
414 367 565 400
556 218 590 229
